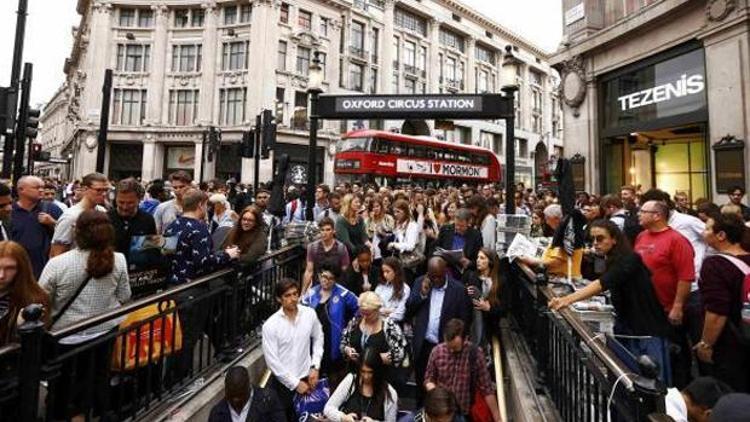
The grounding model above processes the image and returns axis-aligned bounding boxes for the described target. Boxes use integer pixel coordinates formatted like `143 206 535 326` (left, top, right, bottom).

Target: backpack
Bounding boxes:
612 211 643 245
718 254 750 344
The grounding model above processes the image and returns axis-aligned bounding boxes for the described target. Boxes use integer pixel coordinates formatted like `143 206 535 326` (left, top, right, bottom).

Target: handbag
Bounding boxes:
51 275 93 326
111 300 182 371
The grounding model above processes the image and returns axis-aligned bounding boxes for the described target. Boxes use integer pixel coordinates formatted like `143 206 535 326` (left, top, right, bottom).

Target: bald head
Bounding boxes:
427 256 447 288
17 176 44 202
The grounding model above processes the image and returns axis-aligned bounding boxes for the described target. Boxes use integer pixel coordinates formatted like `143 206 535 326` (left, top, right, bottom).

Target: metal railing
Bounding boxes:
0 245 305 421
506 262 666 422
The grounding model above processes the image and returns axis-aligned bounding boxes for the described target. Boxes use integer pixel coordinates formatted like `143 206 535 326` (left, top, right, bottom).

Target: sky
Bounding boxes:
0 0 562 108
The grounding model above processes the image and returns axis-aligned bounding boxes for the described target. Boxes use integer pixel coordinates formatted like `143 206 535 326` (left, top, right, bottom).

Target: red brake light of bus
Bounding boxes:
335 159 361 169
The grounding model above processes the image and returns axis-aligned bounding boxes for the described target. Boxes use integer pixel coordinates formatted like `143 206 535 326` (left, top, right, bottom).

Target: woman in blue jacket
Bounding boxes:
302 265 359 388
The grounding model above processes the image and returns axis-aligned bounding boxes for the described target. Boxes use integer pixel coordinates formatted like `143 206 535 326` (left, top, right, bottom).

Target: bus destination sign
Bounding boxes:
316 94 512 119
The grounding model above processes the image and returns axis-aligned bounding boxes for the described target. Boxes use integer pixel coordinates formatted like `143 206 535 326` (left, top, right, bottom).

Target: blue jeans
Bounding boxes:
610 322 672 386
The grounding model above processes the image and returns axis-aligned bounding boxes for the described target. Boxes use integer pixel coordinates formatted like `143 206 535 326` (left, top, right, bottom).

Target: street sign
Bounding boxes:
316 93 513 119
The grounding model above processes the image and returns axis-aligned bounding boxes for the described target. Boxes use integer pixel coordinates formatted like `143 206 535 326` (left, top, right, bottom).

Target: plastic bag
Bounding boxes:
293 378 330 419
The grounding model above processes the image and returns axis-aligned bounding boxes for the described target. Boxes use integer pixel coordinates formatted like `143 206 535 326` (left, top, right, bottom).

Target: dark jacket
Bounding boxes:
207 387 286 422
436 225 483 265
341 264 381 297
461 269 510 338
405 277 472 359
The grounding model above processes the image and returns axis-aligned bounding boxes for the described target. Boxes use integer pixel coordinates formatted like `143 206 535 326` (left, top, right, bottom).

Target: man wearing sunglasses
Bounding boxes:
50 172 109 257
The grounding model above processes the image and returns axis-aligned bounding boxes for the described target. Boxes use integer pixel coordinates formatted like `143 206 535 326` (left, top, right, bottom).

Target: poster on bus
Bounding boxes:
396 159 489 179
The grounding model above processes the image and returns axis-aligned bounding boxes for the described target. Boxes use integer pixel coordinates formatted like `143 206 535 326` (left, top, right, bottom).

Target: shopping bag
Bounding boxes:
293 378 330 418
470 389 493 422
111 301 183 371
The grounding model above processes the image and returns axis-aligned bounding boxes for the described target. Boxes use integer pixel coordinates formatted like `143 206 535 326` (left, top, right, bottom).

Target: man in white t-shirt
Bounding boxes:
665 376 732 422
50 172 109 257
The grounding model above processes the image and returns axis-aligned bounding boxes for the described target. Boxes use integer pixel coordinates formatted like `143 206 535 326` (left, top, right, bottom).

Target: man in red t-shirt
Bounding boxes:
635 200 695 387
635 200 695 321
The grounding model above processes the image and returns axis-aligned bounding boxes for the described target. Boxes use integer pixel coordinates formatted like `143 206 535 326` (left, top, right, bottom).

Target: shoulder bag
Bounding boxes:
51 274 93 326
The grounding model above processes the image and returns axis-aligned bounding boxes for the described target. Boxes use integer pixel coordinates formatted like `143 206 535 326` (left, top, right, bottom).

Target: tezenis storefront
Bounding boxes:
598 44 710 200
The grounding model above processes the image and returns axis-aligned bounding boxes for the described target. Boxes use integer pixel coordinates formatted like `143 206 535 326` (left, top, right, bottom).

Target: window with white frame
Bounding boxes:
475 44 494 64
371 28 380 60
239 4 252 23
392 73 399 93
277 41 287 70
320 17 329 36
370 67 378 93
319 52 327 78
112 89 147 125
445 56 457 81
393 36 400 69
119 8 136 27
404 78 416 94
191 8 205 27
224 5 237 25
219 88 246 125
138 9 154 27
168 89 199 125
171 44 202 72
394 8 427 37
349 63 364 91
119 8 153 28
517 138 528 158
480 131 493 149
280 3 289 24
417 46 427 72
351 21 365 56
439 28 464 52
403 41 415 68
298 10 312 31
477 69 488 93
222 41 248 71
296 47 311 75
116 44 151 72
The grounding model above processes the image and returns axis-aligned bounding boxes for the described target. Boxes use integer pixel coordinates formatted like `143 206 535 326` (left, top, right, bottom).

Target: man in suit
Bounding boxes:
435 208 482 272
208 366 286 422
406 256 472 405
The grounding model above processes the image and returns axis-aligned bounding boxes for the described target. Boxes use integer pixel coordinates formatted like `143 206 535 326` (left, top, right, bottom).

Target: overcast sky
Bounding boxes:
0 0 562 107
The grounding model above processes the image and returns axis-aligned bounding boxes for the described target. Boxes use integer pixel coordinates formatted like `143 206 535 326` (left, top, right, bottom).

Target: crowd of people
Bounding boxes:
1 168 750 421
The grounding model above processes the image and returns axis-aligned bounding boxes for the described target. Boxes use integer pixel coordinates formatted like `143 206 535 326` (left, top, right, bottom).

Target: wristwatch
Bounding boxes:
696 340 713 350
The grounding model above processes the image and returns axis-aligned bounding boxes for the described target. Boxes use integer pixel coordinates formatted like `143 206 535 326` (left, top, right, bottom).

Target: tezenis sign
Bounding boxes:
617 73 705 111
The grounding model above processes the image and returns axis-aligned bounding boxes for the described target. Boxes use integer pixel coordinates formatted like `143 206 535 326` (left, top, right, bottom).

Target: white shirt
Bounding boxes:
668 210 709 283
665 388 688 422
262 305 324 390
609 209 628 231
229 390 253 422
375 282 411 322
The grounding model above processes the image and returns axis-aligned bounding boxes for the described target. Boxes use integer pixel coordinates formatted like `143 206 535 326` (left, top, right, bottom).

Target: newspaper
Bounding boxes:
505 233 544 262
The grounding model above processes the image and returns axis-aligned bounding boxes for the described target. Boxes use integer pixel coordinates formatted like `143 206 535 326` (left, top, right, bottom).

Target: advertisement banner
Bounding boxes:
166 147 195 169
396 159 488 179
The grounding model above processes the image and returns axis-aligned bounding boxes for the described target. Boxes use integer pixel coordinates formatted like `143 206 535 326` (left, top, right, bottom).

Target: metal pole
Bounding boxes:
306 92 319 221
12 63 32 184
254 114 261 192
503 87 517 215
18 304 45 421
200 129 207 182
3 0 29 178
95 69 113 173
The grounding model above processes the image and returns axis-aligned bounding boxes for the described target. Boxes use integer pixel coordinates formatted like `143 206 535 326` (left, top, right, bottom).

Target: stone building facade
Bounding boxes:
552 0 750 202
42 0 563 187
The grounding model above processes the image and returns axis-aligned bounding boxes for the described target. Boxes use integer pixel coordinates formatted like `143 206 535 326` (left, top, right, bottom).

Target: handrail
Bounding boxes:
515 262 637 392
491 336 507 422
50 245 302 339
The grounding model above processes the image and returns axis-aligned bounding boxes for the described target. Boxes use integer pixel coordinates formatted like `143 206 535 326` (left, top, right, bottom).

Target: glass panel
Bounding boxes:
690 173 708 200
689 138 706 171
603 139 625 195
654 143 688 173
655 173 690 198
337 137 370 152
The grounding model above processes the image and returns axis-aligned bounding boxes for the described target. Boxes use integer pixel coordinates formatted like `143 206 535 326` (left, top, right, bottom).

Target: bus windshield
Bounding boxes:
337 137 371 153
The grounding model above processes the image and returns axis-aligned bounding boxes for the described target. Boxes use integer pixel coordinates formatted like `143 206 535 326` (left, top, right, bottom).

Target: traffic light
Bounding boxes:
0 87 16 136
25 107 40 139
30 143 50 161
261 109 276 160
241 130 254 158
207 126 221 162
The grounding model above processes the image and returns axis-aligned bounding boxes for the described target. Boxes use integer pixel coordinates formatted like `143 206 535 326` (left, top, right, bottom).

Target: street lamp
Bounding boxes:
501 45 521 214
306 51 324 221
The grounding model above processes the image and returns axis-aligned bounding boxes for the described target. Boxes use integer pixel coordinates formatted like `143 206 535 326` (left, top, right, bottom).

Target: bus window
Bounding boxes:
338 137 371 153
371 138 389 154
391 142 405 155
426 148 437 159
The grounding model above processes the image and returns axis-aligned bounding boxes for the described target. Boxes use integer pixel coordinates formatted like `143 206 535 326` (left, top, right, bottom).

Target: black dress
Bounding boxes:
341 389 385 420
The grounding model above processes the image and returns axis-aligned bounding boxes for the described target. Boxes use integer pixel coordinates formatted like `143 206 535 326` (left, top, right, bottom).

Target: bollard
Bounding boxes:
18 303 46 422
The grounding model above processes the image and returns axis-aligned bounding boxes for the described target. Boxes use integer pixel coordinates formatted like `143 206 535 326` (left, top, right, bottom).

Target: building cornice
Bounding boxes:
436 0 550 58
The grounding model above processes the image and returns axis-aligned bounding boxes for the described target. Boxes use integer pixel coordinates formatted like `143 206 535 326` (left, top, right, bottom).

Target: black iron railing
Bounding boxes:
506 261 666 422
1 245 305 421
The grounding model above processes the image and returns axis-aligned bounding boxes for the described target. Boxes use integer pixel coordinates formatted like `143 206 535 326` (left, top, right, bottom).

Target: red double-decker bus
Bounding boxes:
334 130 502 187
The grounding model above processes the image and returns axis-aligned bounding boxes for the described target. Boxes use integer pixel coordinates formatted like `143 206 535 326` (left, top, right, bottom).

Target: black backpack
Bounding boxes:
612 211 643 245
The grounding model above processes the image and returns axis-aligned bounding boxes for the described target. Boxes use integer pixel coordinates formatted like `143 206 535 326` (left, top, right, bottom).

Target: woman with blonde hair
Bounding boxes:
0 241 49 347
336 194 370 258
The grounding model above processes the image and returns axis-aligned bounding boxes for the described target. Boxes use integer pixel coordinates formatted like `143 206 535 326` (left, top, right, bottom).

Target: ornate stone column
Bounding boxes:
428 17 441 93
198 2 219 125
146 3 169 124
466 37 476 93
380 0 395 93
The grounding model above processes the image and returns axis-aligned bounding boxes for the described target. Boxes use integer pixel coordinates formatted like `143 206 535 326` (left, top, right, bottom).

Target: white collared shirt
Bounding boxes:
425 282 448 344
230 390 252 422
668 210 709 283
262 305 324 390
